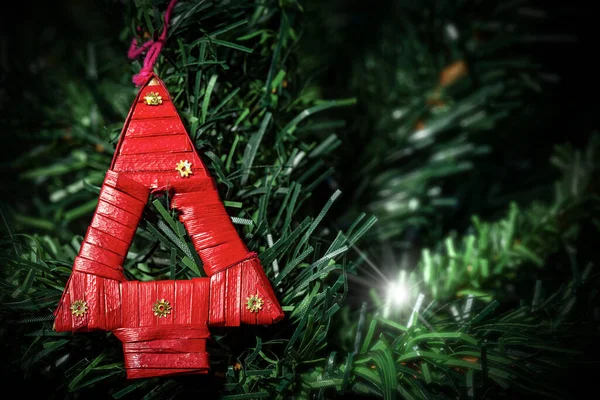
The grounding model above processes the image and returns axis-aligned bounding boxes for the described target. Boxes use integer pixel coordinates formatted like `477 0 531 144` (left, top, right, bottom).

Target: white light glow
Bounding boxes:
382 271 418 318
445 23 459 41
388 280 410 306
408 198 419 211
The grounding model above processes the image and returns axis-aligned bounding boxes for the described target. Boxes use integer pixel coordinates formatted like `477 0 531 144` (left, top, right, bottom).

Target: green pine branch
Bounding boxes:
326 0 566 243
306 135 600 399
0 0 375 398
315 266 598 400
2 1 598 399
412 134 600 301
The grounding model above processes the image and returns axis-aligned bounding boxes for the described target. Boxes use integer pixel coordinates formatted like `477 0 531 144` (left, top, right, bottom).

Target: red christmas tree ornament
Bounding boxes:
53 71 284 378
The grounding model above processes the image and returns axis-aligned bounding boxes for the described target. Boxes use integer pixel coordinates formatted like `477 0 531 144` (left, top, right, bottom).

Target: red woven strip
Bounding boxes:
79 242 124 270
168 176 216 194
138 281 157 327
119 134 192 156
171 191 220 209
191 278 210 324
250 257 284 323
174 280 192 325
185 229 240 250
125 117 185 137
172 192 221 209
99 185 146 215
104 279 122 330
188 229 240 250
172 190 250 276
208 271 226 326
124 338 206 353
84 275 103 329
236 256 284 326
118 173 165 191
199 242 251 275
73 256 125 281
131 102 178 120
112 151 201 173
84 227 130 257
179 207 237 225
69 271 88 332
121 281 139 328
250 257 279 306
125 352 209 369
104 170 150 202
126 367 209 379
116 172 209 192
116 325 210 379
225 264 242 327
95 201 141 229
114 325 210 342
156 280 175 326
188 227 240 248
53 284 71 331
239 263 258 325
90 213 137 246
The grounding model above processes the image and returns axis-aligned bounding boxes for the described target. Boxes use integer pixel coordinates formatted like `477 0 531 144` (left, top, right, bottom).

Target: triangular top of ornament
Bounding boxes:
110 72 210 188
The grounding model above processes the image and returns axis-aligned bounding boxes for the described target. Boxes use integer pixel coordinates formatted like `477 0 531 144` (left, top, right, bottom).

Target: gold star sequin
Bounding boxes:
152 299 172 318
70 300 88 317
175 160 193 177
144 92 163 105
246 294 264 313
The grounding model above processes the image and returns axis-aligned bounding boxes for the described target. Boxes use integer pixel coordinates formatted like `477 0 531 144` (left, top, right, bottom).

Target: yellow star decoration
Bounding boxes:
70 300 88 317
144 92 163 105
246 294 264 313
175 160 193 177
152 299 172 318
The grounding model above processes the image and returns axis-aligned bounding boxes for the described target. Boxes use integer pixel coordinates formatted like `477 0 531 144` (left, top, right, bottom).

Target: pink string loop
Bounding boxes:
128 0 178 86
127 38 153 60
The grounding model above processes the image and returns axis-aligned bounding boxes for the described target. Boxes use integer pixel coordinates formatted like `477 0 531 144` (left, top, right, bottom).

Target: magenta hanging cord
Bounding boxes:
127 0 178 86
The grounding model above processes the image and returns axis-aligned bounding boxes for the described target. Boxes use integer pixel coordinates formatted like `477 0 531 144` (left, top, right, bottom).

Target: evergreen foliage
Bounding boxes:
326 136 600 399
2 0 374 397
2 0 599 399
303 0 590 245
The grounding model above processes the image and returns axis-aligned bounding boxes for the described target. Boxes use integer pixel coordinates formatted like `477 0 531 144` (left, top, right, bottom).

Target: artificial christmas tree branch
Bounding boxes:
310 0 571 245
2 0 598 398
1 0 373 397
410 134 600 301
322 267 598 400
313 135 600 399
